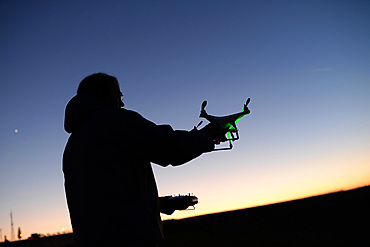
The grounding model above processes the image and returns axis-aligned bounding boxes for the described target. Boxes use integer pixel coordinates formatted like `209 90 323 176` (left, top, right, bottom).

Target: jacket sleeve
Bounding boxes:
117 109 215 167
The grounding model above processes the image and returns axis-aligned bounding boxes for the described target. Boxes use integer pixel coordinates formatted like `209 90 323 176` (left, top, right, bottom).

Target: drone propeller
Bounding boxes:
201 100 207 110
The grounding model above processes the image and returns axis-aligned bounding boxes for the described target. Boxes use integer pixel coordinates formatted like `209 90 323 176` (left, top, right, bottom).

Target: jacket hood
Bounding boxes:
64 93 113 133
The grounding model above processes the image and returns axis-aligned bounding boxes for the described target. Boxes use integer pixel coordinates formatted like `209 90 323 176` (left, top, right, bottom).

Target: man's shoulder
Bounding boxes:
117 108 146 120
96 107 149 124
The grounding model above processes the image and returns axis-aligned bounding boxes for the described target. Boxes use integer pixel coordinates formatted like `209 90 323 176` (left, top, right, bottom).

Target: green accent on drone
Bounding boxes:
226 107 245 141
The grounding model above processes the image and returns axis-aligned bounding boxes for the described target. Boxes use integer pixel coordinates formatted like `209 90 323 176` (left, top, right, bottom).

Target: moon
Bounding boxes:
14 129 19 134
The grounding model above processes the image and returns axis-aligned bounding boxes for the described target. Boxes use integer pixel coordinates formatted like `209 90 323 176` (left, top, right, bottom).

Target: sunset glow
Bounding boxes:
1 0 369 241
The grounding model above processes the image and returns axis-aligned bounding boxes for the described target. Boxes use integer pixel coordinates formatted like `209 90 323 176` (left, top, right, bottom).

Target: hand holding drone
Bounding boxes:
199 98 251 151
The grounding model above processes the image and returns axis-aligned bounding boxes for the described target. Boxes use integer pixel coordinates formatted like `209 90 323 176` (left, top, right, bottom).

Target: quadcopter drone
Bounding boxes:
160 99 251 215
199 98 251 151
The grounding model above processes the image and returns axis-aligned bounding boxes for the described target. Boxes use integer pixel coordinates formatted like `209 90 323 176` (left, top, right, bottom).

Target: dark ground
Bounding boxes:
161 186 370 247
2 186 369 247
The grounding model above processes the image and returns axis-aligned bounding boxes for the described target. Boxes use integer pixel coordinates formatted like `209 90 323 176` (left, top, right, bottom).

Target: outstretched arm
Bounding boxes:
115 109 217 166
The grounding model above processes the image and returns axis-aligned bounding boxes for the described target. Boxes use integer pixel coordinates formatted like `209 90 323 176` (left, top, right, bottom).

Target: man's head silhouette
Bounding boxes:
77 73 124 108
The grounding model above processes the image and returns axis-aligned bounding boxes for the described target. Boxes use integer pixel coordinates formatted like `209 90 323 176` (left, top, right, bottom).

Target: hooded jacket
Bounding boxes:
63 94 214 246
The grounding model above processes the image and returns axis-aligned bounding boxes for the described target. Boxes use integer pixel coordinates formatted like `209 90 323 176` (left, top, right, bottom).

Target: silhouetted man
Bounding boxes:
63 73 222 247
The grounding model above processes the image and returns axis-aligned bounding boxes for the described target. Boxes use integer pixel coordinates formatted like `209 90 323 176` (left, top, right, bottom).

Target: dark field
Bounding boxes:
162 186 370 247
2 186 369 247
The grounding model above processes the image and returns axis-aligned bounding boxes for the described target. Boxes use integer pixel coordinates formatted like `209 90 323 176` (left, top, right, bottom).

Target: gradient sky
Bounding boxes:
1 0 369 241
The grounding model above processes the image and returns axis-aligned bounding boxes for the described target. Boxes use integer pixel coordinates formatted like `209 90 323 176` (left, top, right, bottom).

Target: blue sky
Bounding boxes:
1 0 369 240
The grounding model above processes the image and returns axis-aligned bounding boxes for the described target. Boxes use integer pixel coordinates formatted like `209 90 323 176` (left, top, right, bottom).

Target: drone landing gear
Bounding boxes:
213 130 240 151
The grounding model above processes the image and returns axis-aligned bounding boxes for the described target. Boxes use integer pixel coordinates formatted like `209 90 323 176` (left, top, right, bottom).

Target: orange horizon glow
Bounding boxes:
2 181 368 242
3 148 369 241
161 181 370 221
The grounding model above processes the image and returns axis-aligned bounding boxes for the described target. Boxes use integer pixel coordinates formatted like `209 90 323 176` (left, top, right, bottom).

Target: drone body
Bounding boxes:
199 98 251 150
